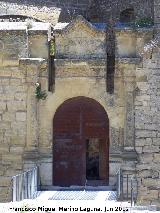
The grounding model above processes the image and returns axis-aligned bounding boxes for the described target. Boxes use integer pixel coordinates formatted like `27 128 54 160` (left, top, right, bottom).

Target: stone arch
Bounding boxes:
48 93 112 125
120 8 135 23
52 96 109 186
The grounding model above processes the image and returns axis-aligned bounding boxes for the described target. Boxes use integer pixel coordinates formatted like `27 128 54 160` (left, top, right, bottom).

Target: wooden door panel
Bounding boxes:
53 97 109 186
53 137 85 186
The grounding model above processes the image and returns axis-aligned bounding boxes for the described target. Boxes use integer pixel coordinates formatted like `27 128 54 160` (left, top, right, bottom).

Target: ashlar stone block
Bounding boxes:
0 177 11 187
16 112 26 121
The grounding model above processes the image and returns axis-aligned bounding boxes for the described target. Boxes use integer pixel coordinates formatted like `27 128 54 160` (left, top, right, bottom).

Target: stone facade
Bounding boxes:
135 53 160 206
0 17 124 201
0 0 160 208
0 22 50 202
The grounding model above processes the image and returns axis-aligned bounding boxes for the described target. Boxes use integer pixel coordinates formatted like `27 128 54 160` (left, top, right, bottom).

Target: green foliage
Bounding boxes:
134 17 154 28
50 40 55 56
35 83 47 101
126 17 154 28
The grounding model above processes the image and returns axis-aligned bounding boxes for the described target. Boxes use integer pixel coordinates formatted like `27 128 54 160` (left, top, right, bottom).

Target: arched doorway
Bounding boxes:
53 97 109 186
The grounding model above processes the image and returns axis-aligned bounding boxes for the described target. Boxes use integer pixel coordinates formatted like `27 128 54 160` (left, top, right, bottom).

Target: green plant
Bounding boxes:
35 83 47 100
50 39 55 56
128 17 154 28
134 17 154 27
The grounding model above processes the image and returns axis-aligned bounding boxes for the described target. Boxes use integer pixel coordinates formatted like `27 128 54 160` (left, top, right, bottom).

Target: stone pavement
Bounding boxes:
0 190 159 213
36 190 117 201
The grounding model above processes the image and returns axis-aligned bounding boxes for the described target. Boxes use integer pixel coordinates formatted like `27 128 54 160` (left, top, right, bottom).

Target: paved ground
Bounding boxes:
0 190 159 213
36 190 117 201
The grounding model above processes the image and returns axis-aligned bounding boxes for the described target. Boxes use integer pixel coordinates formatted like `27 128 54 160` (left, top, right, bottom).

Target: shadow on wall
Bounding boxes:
0 0 154 23
120 8 135 23
58 9 85 23
87 0 153 23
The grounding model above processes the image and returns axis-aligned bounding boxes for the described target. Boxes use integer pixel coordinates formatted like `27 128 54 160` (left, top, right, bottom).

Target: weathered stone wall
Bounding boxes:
115 28 154 58
135 52 160 207
115 27 159 207
0 58 49 202
114 15 160 206
154 0 160 26
0 63 27 202
0 0 89 24
0 28 27 201
0 0 154 24
0 29 27 66
55 16 106 59
28 32 49 59
88 0 153 23
0 23 50 202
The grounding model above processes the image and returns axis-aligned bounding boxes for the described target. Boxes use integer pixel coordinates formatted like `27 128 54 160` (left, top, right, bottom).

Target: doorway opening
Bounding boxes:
86 138 100 180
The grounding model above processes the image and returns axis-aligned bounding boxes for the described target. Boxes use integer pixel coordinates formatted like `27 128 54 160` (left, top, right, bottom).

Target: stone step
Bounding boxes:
33 190 158 211
0 191 158 213
40 185 116 191
34 190 117 201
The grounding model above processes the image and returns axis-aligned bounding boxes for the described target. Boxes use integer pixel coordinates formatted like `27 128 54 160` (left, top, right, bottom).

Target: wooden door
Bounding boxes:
53 97 109 186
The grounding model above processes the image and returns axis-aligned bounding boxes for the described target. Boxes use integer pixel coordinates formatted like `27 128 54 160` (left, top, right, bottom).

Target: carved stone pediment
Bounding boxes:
54 15 106 35
54 15 106 59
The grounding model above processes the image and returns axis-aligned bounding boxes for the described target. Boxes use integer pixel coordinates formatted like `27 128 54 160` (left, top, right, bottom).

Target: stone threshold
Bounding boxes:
40 185 116 191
